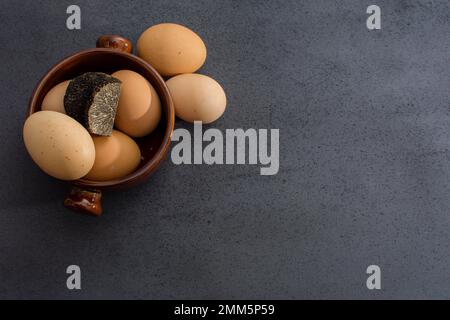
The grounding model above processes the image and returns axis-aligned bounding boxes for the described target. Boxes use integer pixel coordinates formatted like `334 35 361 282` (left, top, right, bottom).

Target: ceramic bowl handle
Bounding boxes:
64 187 103 216
96 35 133 53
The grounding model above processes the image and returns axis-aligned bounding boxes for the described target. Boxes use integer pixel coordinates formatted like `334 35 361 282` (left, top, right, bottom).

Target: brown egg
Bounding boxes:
23 111 95 180
84 130 141 181
166 73 226 124
137 23 207 77
112 70 161 137
41 80 70 114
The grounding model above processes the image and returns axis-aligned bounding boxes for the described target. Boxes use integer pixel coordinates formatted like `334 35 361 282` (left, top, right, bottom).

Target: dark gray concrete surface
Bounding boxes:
1 0 450 299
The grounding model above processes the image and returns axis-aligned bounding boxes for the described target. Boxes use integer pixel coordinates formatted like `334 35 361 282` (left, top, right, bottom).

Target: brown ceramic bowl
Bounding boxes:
27 35 175 216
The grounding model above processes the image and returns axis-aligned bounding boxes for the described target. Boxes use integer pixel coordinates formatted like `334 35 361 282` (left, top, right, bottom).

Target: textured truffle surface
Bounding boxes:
64 72 121 136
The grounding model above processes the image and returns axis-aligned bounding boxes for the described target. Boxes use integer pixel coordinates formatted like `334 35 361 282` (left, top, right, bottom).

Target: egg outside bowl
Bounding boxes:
27 35 175 216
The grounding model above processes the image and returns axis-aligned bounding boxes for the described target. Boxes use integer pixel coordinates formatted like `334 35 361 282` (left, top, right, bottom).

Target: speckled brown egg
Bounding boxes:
41 80 70 114
137 23 207 77
23 111 95 180
84 130 141 181
112 70 161 137
166 73 226 124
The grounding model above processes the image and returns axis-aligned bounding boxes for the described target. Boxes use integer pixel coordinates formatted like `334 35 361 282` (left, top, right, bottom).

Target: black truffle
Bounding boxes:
64 72 121 136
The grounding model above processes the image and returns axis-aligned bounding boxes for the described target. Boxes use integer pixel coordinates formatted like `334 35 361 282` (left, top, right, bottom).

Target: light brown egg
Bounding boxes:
112 70 161 137
23 111 95 180
41 80 70 114
84 130 141 181
166 73 226 124
137 23 207 77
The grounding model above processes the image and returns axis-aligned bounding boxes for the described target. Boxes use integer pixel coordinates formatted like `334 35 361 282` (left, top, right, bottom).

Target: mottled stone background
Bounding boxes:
1 0 450 299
